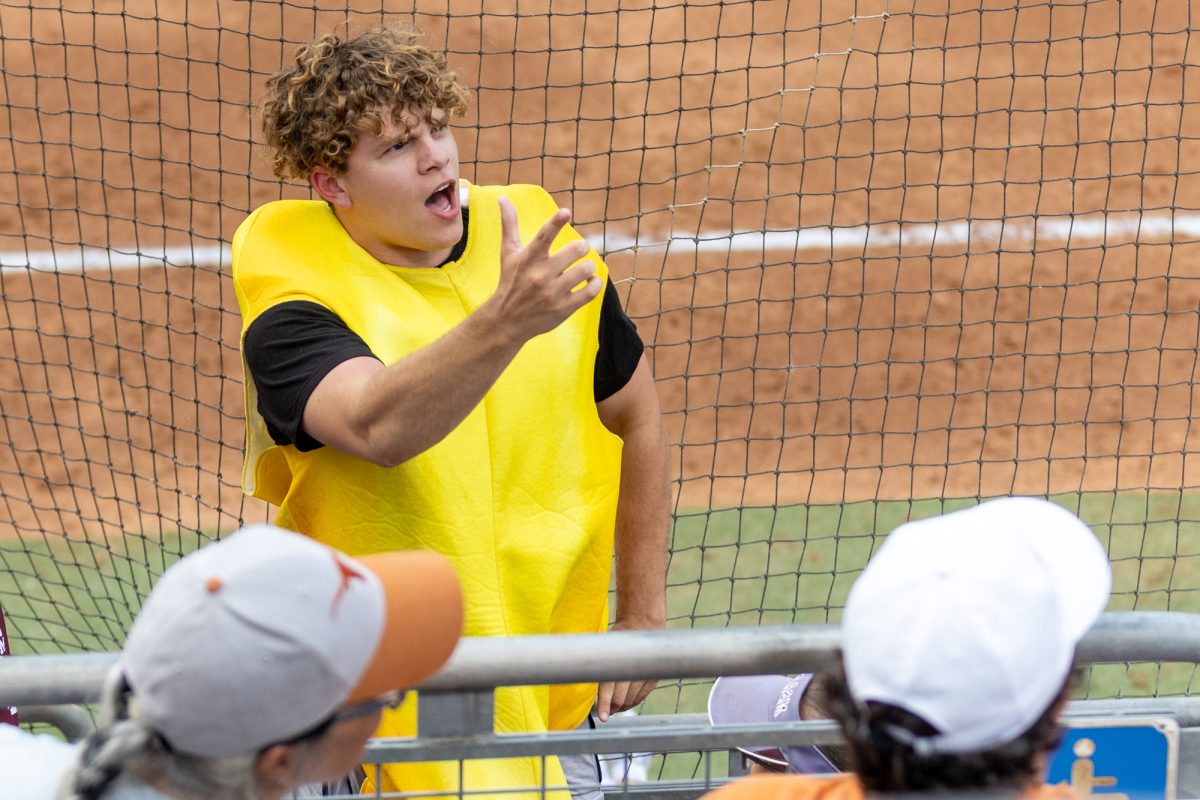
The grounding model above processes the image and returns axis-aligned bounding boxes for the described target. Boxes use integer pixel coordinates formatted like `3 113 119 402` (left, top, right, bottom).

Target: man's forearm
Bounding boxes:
356 305 524 465
596 383 670 720
303 302 524 467
610 397 670 627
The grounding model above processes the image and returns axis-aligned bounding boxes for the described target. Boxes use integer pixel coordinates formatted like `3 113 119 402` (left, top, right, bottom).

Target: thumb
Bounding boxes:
498 196 521 261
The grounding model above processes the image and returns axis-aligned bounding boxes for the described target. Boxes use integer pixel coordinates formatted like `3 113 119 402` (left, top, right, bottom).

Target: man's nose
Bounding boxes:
419 136 450 171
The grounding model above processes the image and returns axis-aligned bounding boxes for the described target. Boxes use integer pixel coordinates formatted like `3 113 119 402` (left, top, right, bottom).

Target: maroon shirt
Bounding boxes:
0 604 18 725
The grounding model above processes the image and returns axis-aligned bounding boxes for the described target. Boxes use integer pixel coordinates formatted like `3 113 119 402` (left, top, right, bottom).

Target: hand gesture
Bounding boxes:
491 196 603 341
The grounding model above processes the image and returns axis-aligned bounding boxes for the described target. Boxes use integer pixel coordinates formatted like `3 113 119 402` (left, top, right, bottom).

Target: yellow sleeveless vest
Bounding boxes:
232 182 623 798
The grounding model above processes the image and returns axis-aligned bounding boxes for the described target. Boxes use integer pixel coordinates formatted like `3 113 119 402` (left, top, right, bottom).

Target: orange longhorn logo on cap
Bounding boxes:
329 553 366 618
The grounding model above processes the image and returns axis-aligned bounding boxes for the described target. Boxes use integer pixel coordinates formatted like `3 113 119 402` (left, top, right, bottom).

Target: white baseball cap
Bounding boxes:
843 496 1111 755
120 524 463 758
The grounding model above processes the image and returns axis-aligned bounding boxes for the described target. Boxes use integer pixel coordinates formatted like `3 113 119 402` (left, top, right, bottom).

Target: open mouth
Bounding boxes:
425 181 458 215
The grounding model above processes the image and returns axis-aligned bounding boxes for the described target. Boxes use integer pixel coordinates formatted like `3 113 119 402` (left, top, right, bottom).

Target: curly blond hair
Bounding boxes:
260 25 469 179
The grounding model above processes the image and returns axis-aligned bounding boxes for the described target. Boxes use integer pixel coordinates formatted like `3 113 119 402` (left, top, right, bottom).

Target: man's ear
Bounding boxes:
311 168 351 208
254 743 299 796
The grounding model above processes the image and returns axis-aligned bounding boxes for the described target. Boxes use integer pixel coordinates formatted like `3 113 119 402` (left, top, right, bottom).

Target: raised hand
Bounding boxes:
489 195 603 341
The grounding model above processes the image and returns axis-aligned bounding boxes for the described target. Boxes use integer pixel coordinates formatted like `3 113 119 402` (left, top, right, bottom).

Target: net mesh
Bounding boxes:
2 0 1200 706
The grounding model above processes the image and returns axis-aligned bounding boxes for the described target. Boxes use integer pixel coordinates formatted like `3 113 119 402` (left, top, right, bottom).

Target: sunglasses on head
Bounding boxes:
271 689 408 748
333 690 407 723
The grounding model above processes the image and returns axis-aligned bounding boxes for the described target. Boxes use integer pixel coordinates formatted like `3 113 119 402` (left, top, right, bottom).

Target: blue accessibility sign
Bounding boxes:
1045 716 1179 800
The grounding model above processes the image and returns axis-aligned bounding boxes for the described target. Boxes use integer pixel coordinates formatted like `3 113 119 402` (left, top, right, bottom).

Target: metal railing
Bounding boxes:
6 612 1200 799
5 611 1200 709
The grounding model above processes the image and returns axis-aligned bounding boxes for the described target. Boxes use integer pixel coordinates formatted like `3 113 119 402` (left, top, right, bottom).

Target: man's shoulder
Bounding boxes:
468 180 550 196
236 199 337 241
705 774 862 800
466 181 556 212
232 200 348 288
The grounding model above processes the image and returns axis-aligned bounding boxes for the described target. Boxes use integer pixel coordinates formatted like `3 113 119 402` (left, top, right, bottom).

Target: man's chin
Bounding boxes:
435 218 465 246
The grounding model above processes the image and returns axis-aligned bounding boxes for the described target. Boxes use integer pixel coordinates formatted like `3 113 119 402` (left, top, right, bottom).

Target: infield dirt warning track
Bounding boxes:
1 0 1199 540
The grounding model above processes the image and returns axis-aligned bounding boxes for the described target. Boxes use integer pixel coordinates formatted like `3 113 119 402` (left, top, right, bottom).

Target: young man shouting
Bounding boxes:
235 24 670 799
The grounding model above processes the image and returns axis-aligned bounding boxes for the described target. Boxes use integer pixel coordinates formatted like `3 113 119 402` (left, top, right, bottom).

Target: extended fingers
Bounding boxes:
498 196 522 259
544 239 592 284
557 256 597 289
508 209 571 271
501 199 580 268
529 207 573 256
562 274 603 312
552 237 590 265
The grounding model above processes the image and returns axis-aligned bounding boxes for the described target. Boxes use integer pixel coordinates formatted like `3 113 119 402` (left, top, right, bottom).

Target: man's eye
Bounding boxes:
389 140 408 151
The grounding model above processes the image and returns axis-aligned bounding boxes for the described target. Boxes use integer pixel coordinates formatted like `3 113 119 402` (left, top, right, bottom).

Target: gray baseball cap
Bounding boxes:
707 674 838 774
121 524 463 758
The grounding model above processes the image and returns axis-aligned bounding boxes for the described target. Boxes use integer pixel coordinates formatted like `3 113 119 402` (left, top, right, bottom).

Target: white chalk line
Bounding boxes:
0 244 231 274
2 212 1198 274
591 211 1200 255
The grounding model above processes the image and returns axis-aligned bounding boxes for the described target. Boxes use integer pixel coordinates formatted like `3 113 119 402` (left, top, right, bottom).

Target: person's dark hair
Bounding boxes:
797 673 853 771
826 661 1071 793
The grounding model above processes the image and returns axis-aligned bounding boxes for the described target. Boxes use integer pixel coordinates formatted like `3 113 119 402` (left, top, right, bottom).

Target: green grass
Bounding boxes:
647 491 1200 724
4 491 1200 711
664 498 978 631
665 492 1200 629
0 529 212 655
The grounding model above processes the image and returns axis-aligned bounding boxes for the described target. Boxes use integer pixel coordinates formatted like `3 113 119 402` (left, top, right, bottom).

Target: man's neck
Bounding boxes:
330 208 462 269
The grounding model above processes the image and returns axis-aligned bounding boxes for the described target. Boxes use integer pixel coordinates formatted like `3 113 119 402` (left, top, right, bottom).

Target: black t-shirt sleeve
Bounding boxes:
595 279 645 402
242 301 378 451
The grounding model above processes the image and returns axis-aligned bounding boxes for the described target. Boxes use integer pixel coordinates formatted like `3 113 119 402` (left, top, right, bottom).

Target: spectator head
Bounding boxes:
833 496 1111 792
62 524 463 800
708 673 848 774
